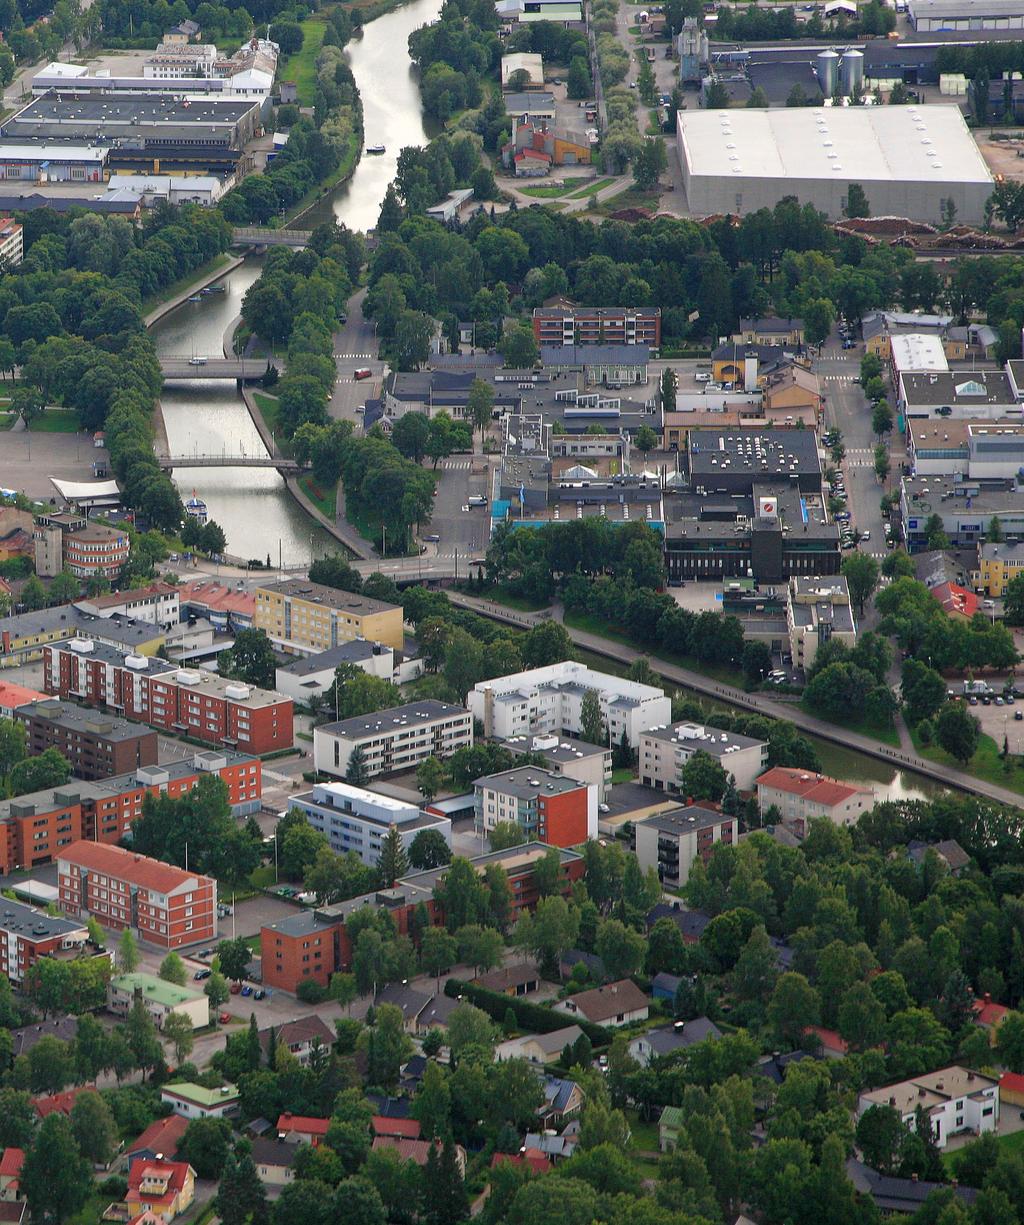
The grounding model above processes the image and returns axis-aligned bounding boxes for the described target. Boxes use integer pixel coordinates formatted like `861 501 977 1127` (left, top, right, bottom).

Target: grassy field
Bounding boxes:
142 252 234 316
299 474 338 519
568 177 614 198
30 410 80 433
485 584 552 612
911 725 1024 797
594 185 660 214
252 393 294 458
279 19 328 106
799 702 901 749
611 767 635 784
521 184 571 199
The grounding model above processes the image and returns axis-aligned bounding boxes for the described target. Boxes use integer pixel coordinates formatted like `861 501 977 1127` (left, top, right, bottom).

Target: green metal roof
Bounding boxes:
163 1082 239 1108
659 1106 685 1130
110 972 204 1007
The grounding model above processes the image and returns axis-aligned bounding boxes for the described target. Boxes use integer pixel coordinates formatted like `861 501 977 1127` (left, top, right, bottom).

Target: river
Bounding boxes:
154 0 442 563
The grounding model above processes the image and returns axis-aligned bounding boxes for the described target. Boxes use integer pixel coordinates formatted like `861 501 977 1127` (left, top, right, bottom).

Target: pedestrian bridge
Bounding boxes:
159 357 281 381
159 454 304 473
231 227 312 249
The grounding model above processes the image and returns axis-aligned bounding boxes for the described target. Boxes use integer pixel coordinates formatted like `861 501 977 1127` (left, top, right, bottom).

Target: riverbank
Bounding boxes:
143 254 245 328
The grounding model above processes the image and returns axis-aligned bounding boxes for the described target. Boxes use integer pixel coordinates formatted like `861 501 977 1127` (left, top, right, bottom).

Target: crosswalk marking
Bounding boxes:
336 352 374 359
440 460 472 470
823 375 855 384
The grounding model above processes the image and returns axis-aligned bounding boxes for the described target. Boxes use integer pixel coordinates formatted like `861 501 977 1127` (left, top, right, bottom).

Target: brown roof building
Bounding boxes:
554 979 650 1027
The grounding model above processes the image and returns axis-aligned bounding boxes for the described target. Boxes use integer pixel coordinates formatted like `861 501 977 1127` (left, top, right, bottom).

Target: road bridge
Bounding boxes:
159 357 281 381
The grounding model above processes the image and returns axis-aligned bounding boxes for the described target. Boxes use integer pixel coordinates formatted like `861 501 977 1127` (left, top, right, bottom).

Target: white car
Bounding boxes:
861 530 870 541
188 356 207 366
695 372 711 382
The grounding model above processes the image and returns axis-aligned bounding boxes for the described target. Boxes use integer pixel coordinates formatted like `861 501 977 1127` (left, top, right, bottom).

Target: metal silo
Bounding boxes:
817 49 839 96
840 48 864 96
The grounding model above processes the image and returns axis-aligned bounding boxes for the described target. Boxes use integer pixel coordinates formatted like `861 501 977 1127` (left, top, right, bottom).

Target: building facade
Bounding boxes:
59 840 217 948
34 513 130 579
499 733 612 800
313 701 472 781
756 766 874 829
638 722 767 794
858 1067 999 1148
75 583 180 628
634 806 738 886
532 305 660 348
14 698 158 780
253 579 403 655
473 766 596 846
0 900 88 984
786 576 858 671
978 542 1024 596
0 218 23 266
44 639 293 754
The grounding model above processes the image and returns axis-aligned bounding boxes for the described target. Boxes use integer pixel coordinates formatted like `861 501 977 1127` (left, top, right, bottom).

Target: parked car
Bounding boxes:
241 985 253 997
255 989 266 1000
219 1012 231 1023
1016 710 1023 721
229 982 243 994
193 969 211 981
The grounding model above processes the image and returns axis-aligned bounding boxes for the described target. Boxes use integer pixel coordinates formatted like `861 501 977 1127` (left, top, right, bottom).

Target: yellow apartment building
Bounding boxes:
253 578 404 654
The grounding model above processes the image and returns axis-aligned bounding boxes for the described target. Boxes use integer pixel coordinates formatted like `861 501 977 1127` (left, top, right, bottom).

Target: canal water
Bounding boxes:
154 0 443 563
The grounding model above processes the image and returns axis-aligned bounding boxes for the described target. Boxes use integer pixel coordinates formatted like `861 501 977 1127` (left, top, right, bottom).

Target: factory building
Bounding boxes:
677 105 993 223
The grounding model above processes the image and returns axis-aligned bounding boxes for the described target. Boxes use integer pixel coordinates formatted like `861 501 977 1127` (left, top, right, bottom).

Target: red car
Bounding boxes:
229 981 242 994
354 367 372 381
219 1011 231 1023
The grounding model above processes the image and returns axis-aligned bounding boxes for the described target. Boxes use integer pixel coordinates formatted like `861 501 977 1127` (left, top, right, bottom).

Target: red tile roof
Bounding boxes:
371 1137 440 1167
1001 1072 1024 1095
973 997 1010 1027
179 580 255 617
804 1025 849 1054
756 767 871 809
0 1149 24 1179
932 581 980 620
491 1149 549 1174
81 583 177 609
276 1113 330 1136
127 1159 191 1208
32 1085 96 1118
371 1116 421 1140
127 1114 188 1158
57 841 208 895
0 680 46 714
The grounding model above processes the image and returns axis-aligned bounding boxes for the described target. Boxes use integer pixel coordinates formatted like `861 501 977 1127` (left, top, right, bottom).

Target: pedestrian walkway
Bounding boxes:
336 352 374 359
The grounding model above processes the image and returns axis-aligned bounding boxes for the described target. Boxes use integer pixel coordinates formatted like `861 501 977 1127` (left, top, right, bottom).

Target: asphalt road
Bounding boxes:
330 288 383 424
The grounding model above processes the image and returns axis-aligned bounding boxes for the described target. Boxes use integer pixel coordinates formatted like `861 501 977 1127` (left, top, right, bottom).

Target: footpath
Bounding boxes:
446 591 1024 810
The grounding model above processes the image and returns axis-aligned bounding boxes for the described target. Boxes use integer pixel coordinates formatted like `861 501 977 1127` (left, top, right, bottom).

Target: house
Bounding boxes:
845 1158 978 1216
10 1016 78 1058
107 975 209 1031
370 1137 467 1176
647 903 711 944
555 979 650 1028
249 1137 300 1187
804 1026 849 1058
523 1130 578 1160
258 1017 334 1066
375 983 433 1031
401 1055 428 1091
125 1160 196 1222
0 1150 23 1201
537 1076 585 1127
756 767 875 831
972 994 1010 1041
474 962 541 996
32 1085 96 1119
371 1117 421 1140
1000 1071 1024 1107
857 1067 999 1149
629 1019 721 1066
160 1083 239 1120
126 1116 188 1164
415 995 460 1034
761 364 821 428
651 972 683 1002
276 1114 329 1146
495 1026 584 1065
659 1105 685 1151
930 581 979 620
492 1148 550 1175
907 839 970 876
559 949 606 982
735 318 806 348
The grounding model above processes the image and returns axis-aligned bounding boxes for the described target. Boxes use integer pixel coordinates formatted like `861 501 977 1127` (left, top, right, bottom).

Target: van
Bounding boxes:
983 599 995 608
354 367 372 381
467 495 488 507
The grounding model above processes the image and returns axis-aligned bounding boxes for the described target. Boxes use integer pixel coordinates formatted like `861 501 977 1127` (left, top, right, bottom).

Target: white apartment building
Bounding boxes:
469 661 671 746
786 576 858 671
756 766 874 830
638 722 767 794
858 1067 999 1148
0 218 23 267
499 733 611 800
313 700 473 780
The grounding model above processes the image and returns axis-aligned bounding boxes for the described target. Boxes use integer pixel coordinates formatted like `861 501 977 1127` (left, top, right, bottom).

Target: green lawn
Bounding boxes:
250 864 276 889
142 252 233 315
486 584 552 612
799 701 901 748
279 19 328 106
252 393 294 458
521 184 570 199
568 177 614 198
30 410 80 433
594 186 661 214
626 1111 660 1154
298 473 338 520
611 767 635 784
911 725 1024 797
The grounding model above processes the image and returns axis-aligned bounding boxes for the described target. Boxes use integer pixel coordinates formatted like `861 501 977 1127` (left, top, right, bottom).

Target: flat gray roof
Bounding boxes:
637 805 730 835
276 641 383 676
318 700 470 741
9 93 256 126
257 578 399 616
474 765 585 800
16 698 154 742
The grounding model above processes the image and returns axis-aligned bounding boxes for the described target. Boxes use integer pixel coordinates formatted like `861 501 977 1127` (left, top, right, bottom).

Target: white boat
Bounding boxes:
366 144 386 155
185 492 208 525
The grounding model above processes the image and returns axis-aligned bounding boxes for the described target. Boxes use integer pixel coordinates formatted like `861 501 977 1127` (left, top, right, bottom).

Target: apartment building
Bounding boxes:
0 217 23 266
0 750 261 873
45 639 293 753
313 701 472 781
75 583 180 629
634 805 738 886
469 661 671 746
287 781 451 867
499 733 612 800
756 766 874 830
0 898 88 984
274 640 396 703
60 840 217 949
532 305 661 348
34 512 130 579
261 843 584 992
473 766 596 846
786 576 858 671
0 603 165 669
858 1067 998 1149
638 721 767 794
14 698 158 780
253 578 403 655
978 541 1024 596
108 972 210 1026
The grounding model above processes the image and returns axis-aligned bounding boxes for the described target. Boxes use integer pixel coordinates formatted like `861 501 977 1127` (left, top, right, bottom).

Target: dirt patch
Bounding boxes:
977 133 1024 183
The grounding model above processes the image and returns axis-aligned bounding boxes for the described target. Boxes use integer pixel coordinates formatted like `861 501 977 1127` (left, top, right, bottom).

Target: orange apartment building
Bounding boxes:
0 749 261 874
262 843 585 993
58 840 217 949
532 304 661 349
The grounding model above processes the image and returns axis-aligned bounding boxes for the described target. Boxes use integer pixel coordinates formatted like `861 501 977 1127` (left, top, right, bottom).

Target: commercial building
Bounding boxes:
638 721 767 794
978 542 1024 596
908 0 1024 31
74 583 180 629
0 142 108 183
677 106 993 224
261 843 584 992
108 973 210 1027
862 311 966 362
59 839 217 949
473 766 596 846
274 641 398 703
313 701 473 781
858 1067 999 1148
13 698 157 780
900 475 1024 551
900 372 1018 421
756 766 874 829
503 120 592 175
380 369 522 423
254 578 403 655
501 52 544 87
735 317 805 347
687 428 823 495
34 512 130 579
532 305 661 349
786 576 858 671
469 660 671 745
499 733 612 800
539 343 650 386
287 781 451 867
0 750 260 873
0 899 88 984
634 805 737 886
44 638 294 753
761 364 821 428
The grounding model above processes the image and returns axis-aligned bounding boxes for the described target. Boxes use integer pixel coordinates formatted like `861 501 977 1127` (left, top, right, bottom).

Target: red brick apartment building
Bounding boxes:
532 305 661 349
45 639 293 754
0 750 261 874
58 840 217 949
14 699 158 780
473 768 594 847
262 843 585 993
0 898 89 985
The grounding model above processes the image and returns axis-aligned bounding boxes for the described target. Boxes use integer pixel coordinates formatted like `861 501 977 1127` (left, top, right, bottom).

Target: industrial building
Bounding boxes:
908 0 1024 31
677 105 993 223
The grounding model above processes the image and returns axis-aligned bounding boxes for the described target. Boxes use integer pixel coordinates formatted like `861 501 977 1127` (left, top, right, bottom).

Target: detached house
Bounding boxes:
555 979 649 1028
